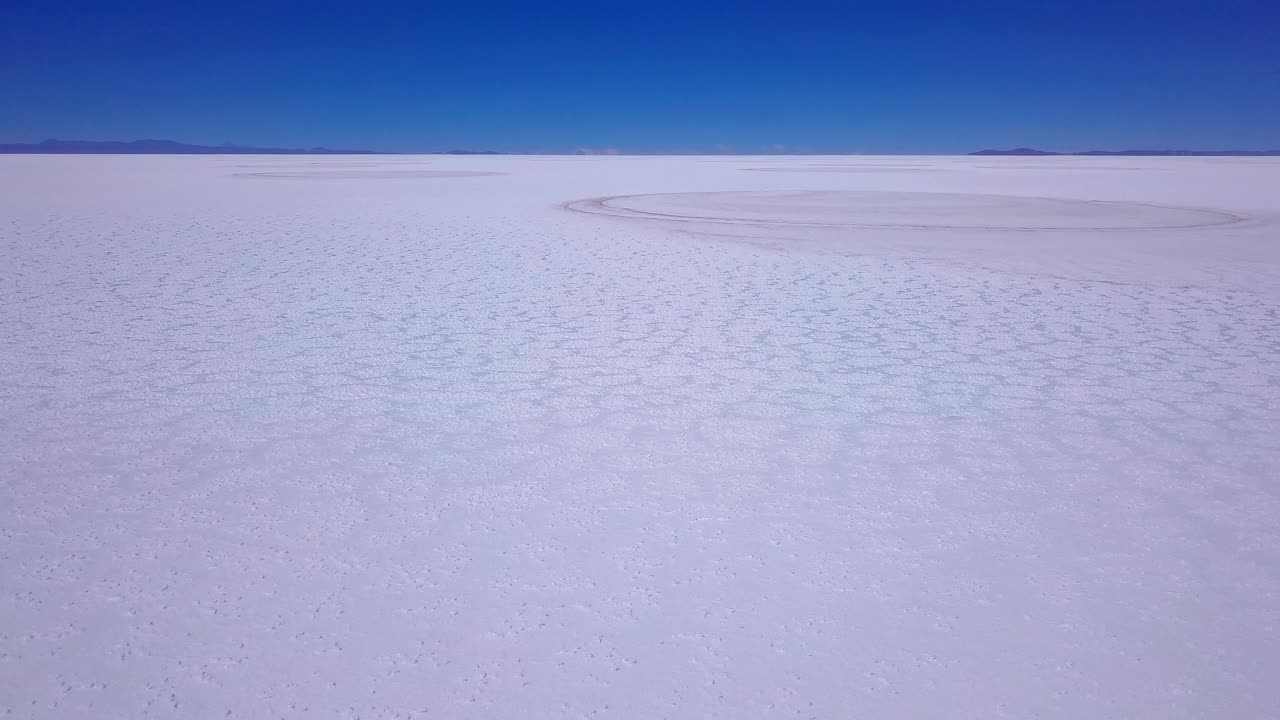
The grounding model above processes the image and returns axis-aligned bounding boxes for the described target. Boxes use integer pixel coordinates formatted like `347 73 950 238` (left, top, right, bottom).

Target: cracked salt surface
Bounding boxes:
2 155 1279 718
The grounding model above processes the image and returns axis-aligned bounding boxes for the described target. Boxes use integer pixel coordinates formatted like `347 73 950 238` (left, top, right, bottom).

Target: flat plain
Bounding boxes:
2 154 1279 718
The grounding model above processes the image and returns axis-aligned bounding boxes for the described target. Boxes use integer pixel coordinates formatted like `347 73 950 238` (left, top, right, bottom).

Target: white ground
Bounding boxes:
2 155 1279 718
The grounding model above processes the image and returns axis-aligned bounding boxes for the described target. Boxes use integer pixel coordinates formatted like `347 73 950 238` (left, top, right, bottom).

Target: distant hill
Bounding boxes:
973 147 1280 156
0 139 382 154
971 148 1062 156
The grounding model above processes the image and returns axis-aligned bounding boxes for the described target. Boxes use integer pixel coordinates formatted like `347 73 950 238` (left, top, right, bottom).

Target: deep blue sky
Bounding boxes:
2 1 1277 153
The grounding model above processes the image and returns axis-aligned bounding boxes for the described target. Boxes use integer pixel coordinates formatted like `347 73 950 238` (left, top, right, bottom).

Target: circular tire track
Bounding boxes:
235 169 506 180
564 190 1245 231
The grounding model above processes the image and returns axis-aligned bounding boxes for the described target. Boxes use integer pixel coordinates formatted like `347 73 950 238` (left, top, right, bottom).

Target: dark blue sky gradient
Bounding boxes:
2 1 1277 153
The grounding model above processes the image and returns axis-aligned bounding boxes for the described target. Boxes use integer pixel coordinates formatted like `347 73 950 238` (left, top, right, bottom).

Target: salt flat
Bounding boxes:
2 155 1279 718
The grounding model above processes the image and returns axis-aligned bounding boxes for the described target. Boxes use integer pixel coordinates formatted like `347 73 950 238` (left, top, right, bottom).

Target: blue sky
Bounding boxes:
2 1 1277 153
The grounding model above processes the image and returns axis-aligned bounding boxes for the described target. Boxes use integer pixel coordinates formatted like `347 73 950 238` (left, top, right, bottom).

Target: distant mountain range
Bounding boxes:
972 147 1280 156
5 139 1275 156
0 139 384 154
0 139 501 155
